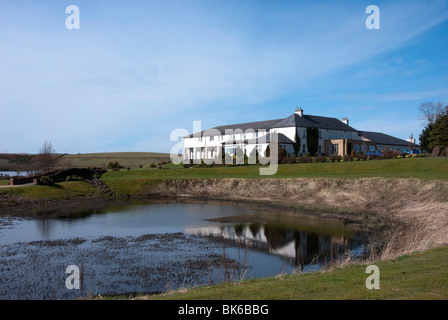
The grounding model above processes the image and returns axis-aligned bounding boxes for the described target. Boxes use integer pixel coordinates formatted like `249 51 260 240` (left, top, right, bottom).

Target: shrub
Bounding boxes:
39 176 54 186
139 165 143 168
112 168 120 171
432 147 441 156
315 155 327 163
330 155 340 162
358 154 367 161
441 149 448 157
150 163 157 168
127 167 131 170
107 160 121 169
297 156 312 163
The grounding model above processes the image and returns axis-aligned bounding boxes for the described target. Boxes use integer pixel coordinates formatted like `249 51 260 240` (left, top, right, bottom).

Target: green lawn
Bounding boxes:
100 157 448 196
0 181 102 199
0 180 9 185
1 157 447 199
141 246 448 300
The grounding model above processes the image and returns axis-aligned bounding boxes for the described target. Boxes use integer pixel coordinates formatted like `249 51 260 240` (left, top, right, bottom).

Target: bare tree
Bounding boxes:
36 141 57 173
418 101 447 126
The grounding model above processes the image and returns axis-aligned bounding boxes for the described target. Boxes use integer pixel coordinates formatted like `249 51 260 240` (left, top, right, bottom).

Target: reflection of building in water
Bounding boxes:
186 222 358 271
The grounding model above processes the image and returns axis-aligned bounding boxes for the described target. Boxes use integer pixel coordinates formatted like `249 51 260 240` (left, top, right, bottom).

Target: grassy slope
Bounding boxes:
1 157 447 199
143 246 448 300
101 157 448 196
0 181 102 199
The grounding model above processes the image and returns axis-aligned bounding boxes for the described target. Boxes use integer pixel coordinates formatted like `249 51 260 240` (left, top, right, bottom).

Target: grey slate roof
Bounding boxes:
184 112 356 138
274 114 358 132
184 118 284 138
361 131 420 147
221 133 295 145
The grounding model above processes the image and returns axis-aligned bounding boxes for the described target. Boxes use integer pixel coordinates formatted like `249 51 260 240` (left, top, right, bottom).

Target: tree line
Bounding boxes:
418 101 448 154
0 141 58 176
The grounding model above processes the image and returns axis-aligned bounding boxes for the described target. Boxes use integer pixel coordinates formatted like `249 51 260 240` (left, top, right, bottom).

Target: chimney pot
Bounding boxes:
295 107 303 117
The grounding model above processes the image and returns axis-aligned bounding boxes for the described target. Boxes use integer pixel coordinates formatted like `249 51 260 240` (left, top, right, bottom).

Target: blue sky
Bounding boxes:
1 0 448 154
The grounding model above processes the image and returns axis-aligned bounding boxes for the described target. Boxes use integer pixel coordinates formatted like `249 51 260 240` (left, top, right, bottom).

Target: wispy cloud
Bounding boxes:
1 0 448 153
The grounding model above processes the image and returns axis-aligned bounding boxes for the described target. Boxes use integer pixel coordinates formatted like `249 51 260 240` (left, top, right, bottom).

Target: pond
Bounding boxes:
0 200 366 299
0 171 28 177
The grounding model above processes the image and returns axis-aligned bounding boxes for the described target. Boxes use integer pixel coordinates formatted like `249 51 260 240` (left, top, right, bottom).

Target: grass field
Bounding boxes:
138 245 448 300
100 157 448 196
0 181 102 199
1 157 447 199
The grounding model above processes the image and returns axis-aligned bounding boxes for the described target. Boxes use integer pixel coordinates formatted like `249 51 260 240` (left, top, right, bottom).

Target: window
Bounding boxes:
302 144 306 153
331 144 339 155
302 129 306 138
225 146 236 155
198 136 202 142
210 136 214 141
318 130 322 139
318 145 322 154
218 135 223 141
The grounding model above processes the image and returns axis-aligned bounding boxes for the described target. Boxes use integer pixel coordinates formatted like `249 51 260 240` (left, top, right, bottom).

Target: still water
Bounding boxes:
0 171 27 177
0 201 365 299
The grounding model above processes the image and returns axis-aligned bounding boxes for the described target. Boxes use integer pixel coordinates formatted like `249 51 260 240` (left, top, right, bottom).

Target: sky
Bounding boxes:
1 0 448 154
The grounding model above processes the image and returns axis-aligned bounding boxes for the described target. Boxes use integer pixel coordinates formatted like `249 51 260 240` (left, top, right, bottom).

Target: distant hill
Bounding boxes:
58 152 172 169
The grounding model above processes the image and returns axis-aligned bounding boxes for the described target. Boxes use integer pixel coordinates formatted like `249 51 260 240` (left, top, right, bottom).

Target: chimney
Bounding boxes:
407 133 415 144
295 107 303 117
341 117 349 125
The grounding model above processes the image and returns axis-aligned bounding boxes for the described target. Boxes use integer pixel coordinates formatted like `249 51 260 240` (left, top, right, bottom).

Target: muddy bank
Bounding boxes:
0 195 114 218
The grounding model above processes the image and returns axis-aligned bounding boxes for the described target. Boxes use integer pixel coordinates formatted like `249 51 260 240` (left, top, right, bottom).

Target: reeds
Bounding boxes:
219 241 249 283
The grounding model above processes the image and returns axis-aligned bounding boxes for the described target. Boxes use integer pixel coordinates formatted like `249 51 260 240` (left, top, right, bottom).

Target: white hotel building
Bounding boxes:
182 108 420 162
